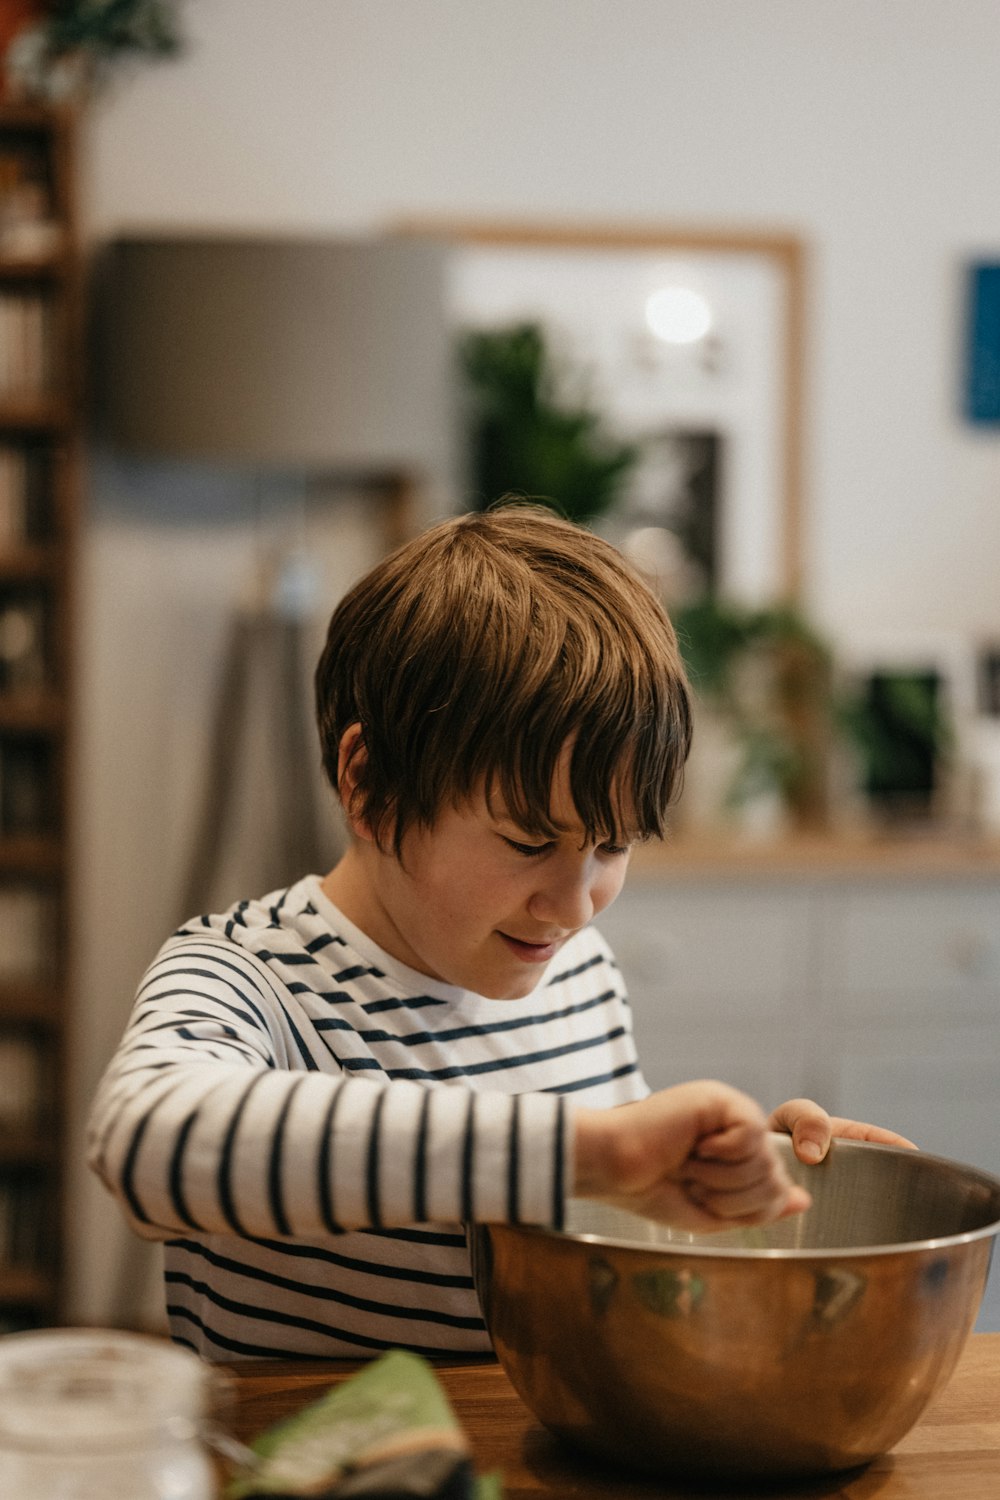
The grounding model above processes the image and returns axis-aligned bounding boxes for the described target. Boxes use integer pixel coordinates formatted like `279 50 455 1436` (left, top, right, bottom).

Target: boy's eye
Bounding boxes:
501 835 632 859
502 837 554 858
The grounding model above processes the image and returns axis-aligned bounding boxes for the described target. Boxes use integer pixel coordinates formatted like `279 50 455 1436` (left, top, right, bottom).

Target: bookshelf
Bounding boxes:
0 101 79 1330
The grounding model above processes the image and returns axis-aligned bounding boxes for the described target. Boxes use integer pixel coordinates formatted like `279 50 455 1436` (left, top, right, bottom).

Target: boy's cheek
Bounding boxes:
594 866 630 916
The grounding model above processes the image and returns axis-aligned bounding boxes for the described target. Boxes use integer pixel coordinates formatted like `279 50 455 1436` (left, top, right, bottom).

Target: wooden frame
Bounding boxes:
401 219 808 601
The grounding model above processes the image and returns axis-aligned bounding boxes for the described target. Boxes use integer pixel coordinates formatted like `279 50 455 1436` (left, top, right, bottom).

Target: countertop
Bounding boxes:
221 1331 1000 1498
627 829 1000 881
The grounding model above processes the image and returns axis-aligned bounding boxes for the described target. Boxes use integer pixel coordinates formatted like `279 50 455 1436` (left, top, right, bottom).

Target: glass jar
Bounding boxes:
0 1327 218 1499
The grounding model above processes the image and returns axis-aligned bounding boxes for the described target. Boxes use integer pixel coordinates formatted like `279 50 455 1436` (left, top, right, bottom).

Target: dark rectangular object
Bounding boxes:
965 263 1000 423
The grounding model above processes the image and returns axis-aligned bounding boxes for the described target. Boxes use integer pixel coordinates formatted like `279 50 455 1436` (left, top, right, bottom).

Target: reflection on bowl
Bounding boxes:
471 1136 1000 1480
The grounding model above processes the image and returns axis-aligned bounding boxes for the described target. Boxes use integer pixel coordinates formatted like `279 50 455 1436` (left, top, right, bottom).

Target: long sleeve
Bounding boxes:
87 939 572 1242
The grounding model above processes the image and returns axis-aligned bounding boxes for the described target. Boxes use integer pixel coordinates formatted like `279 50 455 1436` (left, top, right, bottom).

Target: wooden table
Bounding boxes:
221 1332 1000 1498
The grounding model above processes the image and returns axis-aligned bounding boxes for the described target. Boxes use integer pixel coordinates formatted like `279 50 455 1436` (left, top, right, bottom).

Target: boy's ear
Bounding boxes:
337 723 373 842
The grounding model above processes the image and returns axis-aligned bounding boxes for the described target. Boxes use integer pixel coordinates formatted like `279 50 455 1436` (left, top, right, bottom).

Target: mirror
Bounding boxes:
408 221 806 607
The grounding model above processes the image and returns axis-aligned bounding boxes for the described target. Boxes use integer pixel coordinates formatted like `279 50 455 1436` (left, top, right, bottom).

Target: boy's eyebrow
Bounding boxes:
492 807 641 846
491 808 571 837
483 775 641 844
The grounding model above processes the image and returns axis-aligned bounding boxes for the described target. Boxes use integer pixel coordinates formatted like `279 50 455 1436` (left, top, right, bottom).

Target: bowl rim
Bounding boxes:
493 1138 1000 1262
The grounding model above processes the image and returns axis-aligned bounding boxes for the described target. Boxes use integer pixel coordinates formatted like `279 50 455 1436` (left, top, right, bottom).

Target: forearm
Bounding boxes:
88 1051 571 1240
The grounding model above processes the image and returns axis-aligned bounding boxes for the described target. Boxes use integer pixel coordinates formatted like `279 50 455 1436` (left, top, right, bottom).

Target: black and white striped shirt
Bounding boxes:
87 875 648 1360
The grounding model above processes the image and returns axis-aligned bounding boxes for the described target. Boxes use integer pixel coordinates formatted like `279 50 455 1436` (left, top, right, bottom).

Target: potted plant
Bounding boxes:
837 667 952 824
460 321 640 525
673 595 834 832
5 0 182 102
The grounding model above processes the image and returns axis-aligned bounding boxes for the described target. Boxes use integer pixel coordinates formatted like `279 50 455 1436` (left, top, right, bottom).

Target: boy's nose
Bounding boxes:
528 866 599 931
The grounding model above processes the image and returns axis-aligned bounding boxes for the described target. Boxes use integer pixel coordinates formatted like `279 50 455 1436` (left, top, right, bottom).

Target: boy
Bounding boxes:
88 504 905 1361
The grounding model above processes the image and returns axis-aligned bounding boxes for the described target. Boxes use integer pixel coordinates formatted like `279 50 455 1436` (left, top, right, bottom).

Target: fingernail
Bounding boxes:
799 1140 823 1163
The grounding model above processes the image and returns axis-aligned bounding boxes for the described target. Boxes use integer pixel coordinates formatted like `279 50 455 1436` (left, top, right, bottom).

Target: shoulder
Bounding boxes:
175 877 322 943
145 879 341 1004
170 878 350 971
156 878 407 1015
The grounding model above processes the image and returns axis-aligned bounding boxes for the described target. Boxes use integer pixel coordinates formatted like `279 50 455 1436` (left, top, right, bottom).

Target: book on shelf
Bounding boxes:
0 1174 46 1273
0 139 59 266
0 441 51 546
0 882 53 982
0 291 52 400
0 736 53 836
0 592 46 690
0 1033 41 1133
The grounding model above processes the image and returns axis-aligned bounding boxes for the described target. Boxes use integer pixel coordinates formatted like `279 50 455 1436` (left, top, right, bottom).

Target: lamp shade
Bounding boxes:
91 234 456 477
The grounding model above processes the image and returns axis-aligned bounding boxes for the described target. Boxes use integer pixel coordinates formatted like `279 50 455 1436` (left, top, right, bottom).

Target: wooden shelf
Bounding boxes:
0 835 63 875
0 1265 55 1308
0 254 66 282
0 542 58 577
0 101 63 132
0 980 60 1024
0 397 71 433
0 691 65 733
0 1133 55 1168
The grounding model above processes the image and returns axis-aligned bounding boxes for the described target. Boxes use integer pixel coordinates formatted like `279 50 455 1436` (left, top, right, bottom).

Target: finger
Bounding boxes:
692 1175 809 1223
769 1100 919 1159
686 1154 789 1192
823 1118 918 1150
777 1185 813 1219
630 1175 811 1232
731 1184 812 1226
688 1157 804 1220
694 1119 769 1162
768 1097 832 1163
614 1187 755 1234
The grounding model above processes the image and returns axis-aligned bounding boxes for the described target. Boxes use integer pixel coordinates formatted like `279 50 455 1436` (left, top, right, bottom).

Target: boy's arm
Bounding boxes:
90 1047 805 1242
87 1042 570 1241
88 945 805 1241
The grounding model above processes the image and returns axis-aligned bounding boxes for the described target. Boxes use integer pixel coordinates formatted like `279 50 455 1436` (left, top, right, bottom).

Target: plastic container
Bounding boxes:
0 1327 218 1499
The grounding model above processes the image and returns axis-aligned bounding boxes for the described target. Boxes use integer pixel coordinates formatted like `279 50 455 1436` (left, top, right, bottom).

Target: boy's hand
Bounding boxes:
769 1098 918 1165
573 1081 811 1232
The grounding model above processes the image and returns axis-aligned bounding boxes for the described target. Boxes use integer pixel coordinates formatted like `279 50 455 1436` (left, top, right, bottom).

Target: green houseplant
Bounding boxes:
460 322 640 525
6 0 183 101
837 667 952 822
674 595 834 830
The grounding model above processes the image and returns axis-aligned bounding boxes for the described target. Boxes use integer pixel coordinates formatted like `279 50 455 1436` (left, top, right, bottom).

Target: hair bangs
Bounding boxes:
475 616 692 849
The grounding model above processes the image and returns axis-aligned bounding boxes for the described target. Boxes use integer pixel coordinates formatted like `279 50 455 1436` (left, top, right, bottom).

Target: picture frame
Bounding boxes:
402 221 808 605
836 631 977 823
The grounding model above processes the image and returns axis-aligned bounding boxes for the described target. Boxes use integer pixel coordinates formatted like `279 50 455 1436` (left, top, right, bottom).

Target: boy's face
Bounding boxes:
329 744 634 999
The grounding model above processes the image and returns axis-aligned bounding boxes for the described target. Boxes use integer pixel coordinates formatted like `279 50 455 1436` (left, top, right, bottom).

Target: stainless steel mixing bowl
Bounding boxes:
470 1136 1000 1480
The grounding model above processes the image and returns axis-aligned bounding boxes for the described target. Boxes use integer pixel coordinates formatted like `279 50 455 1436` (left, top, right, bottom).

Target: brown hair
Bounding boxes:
315 503 692 856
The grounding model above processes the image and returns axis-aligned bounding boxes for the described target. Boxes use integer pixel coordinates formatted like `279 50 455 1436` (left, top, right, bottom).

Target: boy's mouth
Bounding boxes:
498 932 564 963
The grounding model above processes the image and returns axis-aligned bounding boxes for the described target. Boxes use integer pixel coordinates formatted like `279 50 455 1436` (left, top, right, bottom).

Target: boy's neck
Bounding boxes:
320 845 435 983
320 846 372 941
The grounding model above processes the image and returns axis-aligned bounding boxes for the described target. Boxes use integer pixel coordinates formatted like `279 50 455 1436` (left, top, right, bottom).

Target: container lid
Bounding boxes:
0 1328 212 1451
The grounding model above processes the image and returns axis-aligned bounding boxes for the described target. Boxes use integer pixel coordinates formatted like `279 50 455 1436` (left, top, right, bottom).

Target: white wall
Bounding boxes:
81 0 1000 639
67 0 1000 1319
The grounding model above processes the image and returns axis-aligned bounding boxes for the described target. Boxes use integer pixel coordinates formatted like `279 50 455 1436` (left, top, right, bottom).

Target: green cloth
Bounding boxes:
227 1349 500 1499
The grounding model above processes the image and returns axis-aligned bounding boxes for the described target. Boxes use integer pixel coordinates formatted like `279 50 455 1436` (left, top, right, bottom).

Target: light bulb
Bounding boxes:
644 285 713 344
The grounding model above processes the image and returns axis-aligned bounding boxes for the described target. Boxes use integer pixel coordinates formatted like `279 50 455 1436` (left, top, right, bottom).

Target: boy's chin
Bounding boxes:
477 970 546 1001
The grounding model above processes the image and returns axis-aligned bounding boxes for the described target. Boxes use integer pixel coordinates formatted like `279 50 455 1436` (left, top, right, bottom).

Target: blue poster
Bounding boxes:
965 263 1000 424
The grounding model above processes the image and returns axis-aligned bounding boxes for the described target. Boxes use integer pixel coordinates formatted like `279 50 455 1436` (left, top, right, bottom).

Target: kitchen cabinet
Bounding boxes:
598 838 1000 1329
